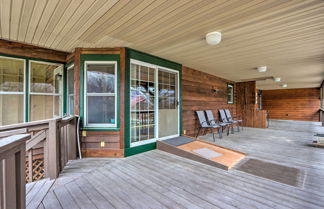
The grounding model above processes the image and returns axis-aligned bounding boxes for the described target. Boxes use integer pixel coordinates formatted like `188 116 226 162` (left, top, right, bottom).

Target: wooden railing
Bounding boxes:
0 116 77 181
0 134 30 209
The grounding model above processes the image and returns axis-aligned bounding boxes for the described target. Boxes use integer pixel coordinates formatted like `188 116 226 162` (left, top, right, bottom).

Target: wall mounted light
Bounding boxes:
55 74 63 81
273 77 281 82
100 141 105 147
257 66 267 73
206 32 222 45
212 88 221 93
281 84 288 88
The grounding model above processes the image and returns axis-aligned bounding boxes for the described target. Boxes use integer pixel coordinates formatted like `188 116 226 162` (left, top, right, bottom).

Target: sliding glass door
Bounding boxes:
130 59 179 147
158 69 179 139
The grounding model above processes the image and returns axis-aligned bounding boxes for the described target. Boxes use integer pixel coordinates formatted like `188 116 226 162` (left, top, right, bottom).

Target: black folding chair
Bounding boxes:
219 109 235 134
196 111 222 140
224 109 243 132
205 110 229 136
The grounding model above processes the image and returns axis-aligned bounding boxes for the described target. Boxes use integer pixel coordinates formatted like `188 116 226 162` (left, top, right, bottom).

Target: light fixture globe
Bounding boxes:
257 66 267 73
281 84 288 88
273 77 281 82
206 32 221 45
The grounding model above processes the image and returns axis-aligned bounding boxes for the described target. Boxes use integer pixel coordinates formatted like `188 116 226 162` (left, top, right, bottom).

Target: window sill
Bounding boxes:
81 127 120 131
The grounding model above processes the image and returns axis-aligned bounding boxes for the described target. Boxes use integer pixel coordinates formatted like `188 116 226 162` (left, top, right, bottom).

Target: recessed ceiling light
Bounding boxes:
206 32 221 45
257 66 267 73
281 84 288 88
273 77 281 82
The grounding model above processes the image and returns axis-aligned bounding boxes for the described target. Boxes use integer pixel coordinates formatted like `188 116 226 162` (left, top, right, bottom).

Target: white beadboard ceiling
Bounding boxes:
0 0 323 90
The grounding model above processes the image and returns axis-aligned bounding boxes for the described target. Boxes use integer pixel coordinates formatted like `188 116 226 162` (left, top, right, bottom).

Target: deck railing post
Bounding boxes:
67 117 77 160
0 134 30 209
47 118 60 179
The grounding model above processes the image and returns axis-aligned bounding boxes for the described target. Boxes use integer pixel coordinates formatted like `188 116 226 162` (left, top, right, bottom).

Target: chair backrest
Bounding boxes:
225 109 233 120
196 111 209 128
219 109 229 122
205 110 217 126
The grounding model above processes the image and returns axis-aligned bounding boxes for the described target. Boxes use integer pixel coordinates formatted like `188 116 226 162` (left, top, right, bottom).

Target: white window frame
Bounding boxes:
129 59 180 147
29 60 64 121
0 55 26 123
67 64 74 115
84 61 117 128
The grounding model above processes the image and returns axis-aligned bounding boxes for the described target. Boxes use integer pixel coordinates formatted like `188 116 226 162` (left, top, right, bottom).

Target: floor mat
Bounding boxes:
192 148 222 159
236 159 304 187
162 136 194 146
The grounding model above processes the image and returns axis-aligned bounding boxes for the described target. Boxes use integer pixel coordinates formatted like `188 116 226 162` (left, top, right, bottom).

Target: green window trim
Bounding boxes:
79 54 120 130
0 53 65 124
124 48 182 157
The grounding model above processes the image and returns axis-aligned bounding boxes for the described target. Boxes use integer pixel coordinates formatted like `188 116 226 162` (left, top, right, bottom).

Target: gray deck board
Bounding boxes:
42 191 62 209
26 120 324 209
27 179 55 209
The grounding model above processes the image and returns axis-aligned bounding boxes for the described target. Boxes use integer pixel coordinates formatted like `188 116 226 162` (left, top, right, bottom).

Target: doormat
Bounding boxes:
236 159 304 187
162 136 194 146
192 148 222 159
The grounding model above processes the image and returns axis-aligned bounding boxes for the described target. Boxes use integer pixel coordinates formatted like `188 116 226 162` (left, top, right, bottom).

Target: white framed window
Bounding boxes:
29 60 64 121
227 83 234 104
67 64 74 115
0 56 26 125
84 61 117 127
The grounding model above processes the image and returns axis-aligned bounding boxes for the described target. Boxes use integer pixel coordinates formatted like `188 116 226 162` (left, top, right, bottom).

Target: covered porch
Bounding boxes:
25 120 324 209
0 0 323 208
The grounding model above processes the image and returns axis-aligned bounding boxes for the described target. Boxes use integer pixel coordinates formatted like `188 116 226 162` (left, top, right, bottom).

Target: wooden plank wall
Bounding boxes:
236 81 267 128
262 88 320 122
81 131 123 157
0 39 67 62
236 81 256 127
182 66 236 137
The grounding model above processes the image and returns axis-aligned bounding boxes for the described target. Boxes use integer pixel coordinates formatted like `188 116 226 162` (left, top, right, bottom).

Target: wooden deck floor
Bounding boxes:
27 120 324 209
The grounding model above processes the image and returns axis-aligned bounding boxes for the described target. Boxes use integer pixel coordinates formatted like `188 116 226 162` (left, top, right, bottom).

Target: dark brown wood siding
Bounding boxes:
262 88 320 121
182 66 236 137
0 39 67 62
81 131 123 157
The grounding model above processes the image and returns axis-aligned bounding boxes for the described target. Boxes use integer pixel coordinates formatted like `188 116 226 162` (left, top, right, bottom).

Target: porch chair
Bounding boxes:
224 109 243 132
196 111 223 140
205 110 229 136
219 109 235 134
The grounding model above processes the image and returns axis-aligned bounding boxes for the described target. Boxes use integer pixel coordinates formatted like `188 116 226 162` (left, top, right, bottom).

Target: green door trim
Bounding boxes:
124 48 182 157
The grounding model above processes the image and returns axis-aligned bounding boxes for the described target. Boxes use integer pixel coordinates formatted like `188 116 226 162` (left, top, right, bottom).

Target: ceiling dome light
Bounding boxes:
206 32 221 45
257 66 267 73
273 77 281 82
281 84 288 88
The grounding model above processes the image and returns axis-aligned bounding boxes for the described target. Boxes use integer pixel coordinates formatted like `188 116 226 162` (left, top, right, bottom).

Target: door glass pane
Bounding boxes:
30 62 63 93
0 94 24 125
130 63 156 144
0 56 25 125
88 96 115 124
68 95 74 115
67 67 74 115
29 61 63 121
67 68 74 94
158 69 178 138
30 95 61 121
0 57 24 92
87 63 115 93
